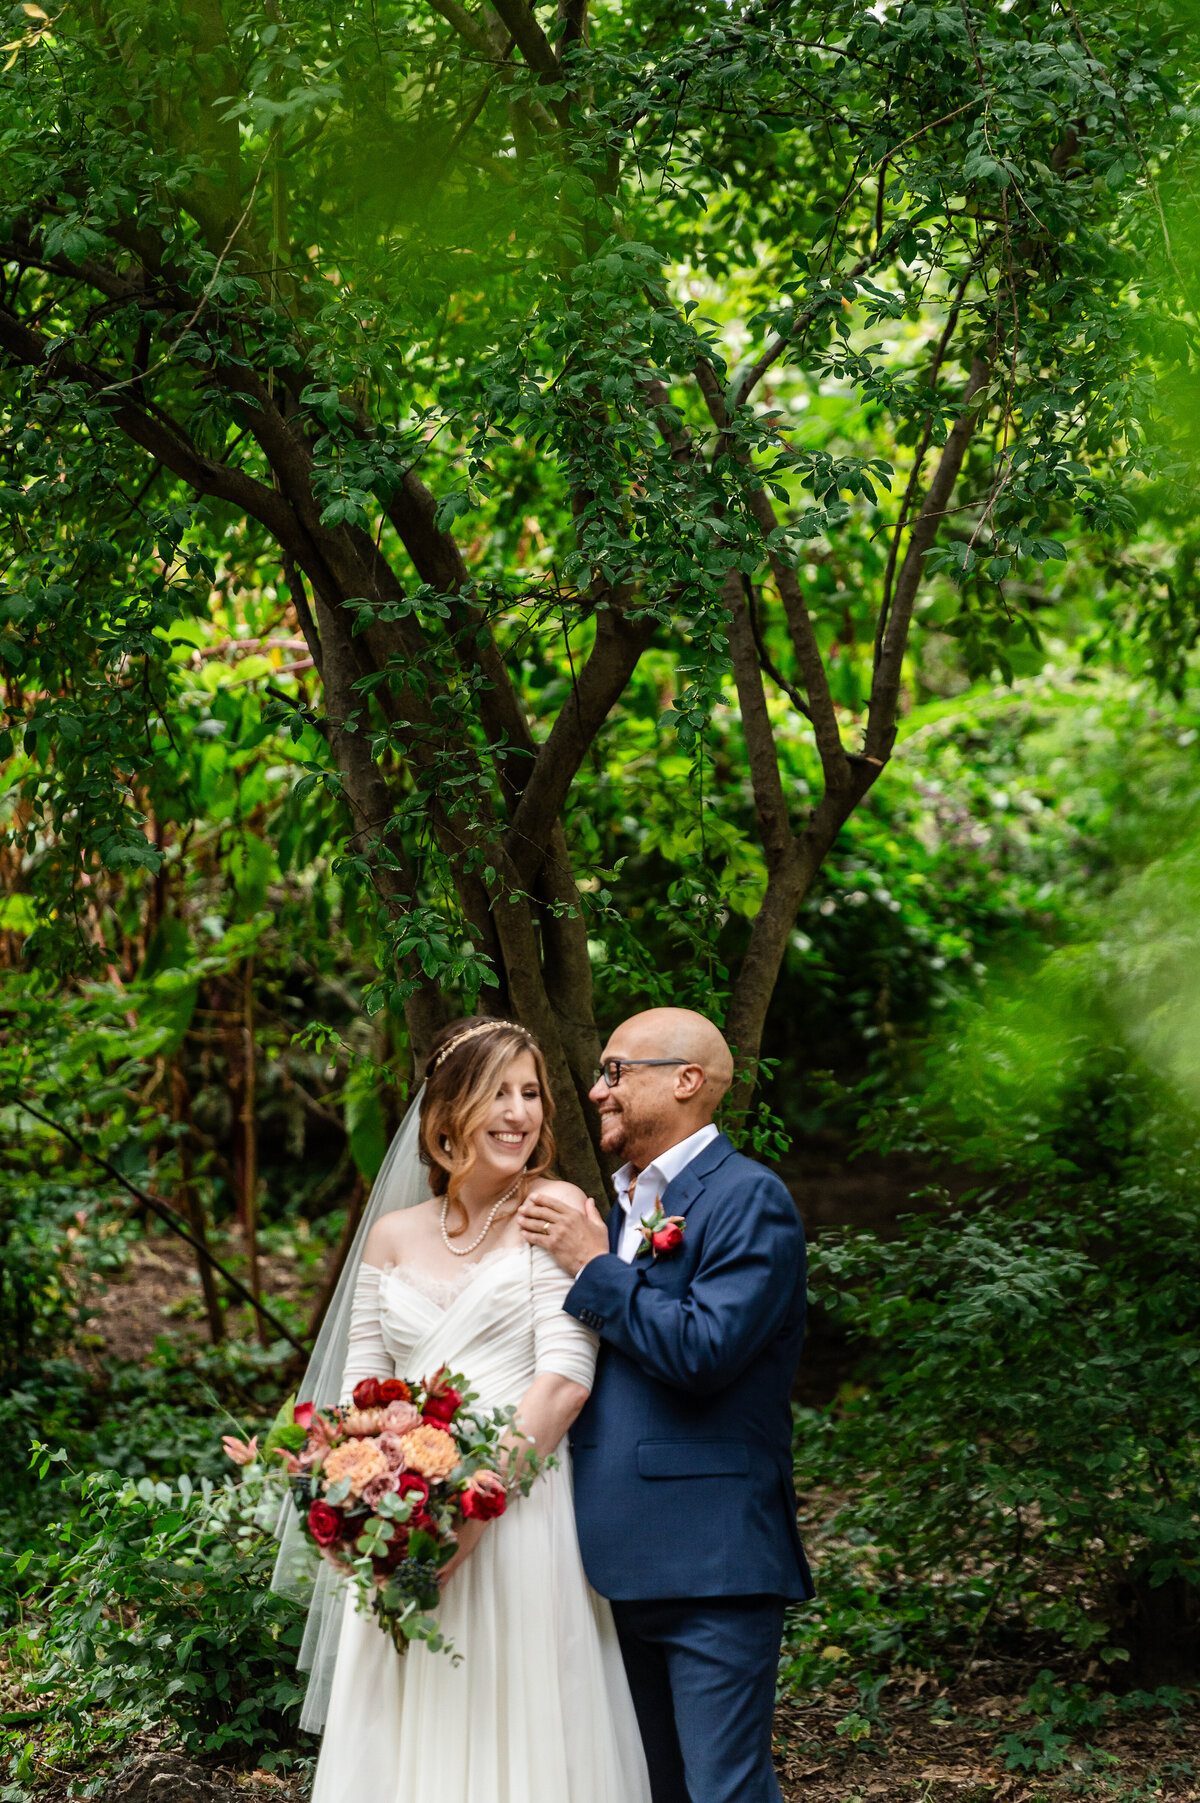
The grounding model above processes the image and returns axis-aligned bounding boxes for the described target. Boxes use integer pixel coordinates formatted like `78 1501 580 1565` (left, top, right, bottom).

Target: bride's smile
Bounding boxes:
464 1050 544 1194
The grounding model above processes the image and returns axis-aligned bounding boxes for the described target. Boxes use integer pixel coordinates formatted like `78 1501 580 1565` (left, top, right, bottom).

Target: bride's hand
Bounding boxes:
438 1516 489 1587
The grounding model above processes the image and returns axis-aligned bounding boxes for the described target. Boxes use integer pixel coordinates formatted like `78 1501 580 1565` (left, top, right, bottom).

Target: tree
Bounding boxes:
0 0 1192 1189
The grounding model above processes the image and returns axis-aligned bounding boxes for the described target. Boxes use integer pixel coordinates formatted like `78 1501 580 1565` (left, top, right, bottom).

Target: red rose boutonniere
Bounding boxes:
636 1202 686 1260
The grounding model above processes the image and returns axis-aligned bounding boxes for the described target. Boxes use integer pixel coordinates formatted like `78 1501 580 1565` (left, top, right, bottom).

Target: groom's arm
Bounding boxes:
563 1175 804 1394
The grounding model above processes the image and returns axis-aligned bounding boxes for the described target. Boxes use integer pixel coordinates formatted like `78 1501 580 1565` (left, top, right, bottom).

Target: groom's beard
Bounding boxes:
598 1099 671 1168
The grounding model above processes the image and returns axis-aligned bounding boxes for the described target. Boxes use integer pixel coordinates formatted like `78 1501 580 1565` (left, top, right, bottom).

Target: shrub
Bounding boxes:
788 1081 1200 1690
19 1446 307 1770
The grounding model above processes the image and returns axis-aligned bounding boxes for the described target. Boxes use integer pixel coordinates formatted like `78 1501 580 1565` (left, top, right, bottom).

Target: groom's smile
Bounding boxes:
588 1009 733 1171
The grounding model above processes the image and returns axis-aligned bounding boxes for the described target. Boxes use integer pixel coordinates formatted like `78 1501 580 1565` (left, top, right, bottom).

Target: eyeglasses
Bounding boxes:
594 1058 690 1088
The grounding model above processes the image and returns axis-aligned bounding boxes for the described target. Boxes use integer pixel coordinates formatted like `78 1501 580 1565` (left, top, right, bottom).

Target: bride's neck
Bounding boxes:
455 1169 524 1217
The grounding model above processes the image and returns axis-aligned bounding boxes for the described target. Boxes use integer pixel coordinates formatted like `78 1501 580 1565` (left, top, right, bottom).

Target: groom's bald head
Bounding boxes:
617 1008 734 1104
589 1007 734 1168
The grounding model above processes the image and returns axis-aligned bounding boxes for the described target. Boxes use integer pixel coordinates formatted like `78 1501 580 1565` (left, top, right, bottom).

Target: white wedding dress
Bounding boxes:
309 1243 651 1803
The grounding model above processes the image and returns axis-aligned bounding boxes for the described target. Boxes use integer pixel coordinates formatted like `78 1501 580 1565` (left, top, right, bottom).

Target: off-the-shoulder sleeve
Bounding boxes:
339 1263 390 1404
530 1246 599 1390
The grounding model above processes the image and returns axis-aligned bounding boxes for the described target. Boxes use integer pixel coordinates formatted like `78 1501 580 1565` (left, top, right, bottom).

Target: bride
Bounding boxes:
276 1016 651 1803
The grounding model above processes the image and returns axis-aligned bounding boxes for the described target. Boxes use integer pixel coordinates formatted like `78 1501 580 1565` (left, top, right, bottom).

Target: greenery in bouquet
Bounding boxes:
263 1368 545 1657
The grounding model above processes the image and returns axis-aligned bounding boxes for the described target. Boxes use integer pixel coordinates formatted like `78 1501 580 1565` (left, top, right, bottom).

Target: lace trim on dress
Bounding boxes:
373 1243 526 1311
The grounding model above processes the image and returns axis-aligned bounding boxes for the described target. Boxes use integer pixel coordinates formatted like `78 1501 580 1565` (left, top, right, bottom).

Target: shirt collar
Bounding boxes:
614 1123 720 1216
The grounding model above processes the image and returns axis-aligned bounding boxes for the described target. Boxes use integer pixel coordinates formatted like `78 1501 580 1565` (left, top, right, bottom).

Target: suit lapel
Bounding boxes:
658 1132 737 1221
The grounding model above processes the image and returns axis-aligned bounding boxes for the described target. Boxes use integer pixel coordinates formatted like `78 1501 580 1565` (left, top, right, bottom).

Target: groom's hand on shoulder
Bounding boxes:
518 1184 609 1277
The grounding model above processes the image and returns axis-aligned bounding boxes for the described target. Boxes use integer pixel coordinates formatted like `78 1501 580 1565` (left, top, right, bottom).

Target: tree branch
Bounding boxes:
505 605 654 885
724 567 794 866
864 353 990 763
741 482 851 791
385 467 538 810
744 575 813 722
487 0 561 78
17 1100 309 1354
425 0 558 135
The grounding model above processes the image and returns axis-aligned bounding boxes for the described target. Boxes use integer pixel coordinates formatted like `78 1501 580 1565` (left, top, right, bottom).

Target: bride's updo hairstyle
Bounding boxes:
420 1016 557 1239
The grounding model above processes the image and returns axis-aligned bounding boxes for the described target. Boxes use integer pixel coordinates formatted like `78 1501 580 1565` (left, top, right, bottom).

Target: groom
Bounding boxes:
518 1007 814 1803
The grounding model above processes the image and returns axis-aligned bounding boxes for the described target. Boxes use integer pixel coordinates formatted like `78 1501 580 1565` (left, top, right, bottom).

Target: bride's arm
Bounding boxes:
509 1371 591 1459
439 1374 589 1586
495 1210 597 1475
339 1264 390 1403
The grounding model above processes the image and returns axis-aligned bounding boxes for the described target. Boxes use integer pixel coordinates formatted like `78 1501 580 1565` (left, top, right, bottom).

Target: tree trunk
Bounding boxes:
239 959 265 1347
172 1061 225 1344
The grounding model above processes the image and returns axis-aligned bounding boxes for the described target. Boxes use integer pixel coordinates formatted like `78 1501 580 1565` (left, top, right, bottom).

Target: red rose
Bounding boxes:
293 1400 314 1430
461 1472 507 1521
651 1221 684 1255
307 1501 341 1548
409 1509 436 1536
378 1378 411 1405
398 1474 430 1511
352 1377 383 1410
422 1388 462 1424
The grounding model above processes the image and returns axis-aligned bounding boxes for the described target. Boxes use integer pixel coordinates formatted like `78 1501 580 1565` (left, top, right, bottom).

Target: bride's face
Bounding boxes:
467 1049 544 1188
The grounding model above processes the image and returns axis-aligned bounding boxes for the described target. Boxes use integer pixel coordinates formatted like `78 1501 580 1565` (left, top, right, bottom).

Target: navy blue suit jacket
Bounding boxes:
564 1132 815 1603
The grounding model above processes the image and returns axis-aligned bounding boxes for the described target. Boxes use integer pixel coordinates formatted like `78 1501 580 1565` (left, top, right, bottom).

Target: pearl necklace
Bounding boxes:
440 1177 523 1257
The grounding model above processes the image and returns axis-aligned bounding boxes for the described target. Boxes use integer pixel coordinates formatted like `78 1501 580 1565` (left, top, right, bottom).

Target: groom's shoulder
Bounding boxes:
705 1140 798 1216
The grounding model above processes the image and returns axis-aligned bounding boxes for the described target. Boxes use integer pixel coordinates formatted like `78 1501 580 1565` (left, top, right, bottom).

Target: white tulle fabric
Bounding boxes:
308 1246 651 1803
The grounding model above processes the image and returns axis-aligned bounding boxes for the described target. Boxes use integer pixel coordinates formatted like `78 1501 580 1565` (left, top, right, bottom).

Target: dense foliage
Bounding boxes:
1 0 1197 1183
786 791 1200 1696
23 1447 304 1768
790 1118 1200 1686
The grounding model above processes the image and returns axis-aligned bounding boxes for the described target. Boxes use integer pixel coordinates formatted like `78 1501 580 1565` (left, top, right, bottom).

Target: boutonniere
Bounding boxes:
636 1202 686 1260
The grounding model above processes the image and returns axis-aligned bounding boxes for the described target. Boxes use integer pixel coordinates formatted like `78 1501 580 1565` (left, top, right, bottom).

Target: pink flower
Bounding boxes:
382 1399 421 1435
293 1401 315 1431
222 1434 258 1467
299 1413 336 1472
274 1448 301 1476
379 1431 409 1470
361 1470 401 1508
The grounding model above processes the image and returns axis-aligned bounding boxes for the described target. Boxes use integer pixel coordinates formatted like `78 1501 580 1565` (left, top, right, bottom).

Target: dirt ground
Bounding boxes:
79 1689 1197 1803
8 1689 1194 1803
771 1684 1200 1801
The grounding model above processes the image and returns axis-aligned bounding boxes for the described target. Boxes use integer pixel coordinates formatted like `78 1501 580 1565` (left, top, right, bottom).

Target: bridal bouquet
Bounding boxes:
270 1367 542 1657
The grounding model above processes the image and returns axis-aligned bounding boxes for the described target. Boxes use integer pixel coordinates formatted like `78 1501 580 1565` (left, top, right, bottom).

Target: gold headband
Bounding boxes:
431 1019 530 1071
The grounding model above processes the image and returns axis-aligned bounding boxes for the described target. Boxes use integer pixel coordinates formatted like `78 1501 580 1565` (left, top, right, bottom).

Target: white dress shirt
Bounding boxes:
614 1123 720 1263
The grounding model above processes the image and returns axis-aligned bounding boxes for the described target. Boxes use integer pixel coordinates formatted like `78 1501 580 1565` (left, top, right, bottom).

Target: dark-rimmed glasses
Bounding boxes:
594 1058 689 1088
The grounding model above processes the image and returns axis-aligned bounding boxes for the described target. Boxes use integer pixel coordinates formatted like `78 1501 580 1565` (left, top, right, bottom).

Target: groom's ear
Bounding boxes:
673 1063 706 1101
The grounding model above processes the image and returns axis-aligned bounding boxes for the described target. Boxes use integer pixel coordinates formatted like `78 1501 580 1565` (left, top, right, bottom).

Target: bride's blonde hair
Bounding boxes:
419 1016 557 1237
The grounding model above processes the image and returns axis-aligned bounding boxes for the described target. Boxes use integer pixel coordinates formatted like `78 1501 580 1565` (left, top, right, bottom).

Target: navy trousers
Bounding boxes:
611 1595 786 1803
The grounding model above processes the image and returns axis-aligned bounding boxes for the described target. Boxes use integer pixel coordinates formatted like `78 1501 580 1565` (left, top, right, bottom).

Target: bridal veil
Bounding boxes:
270 1085 427 1730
